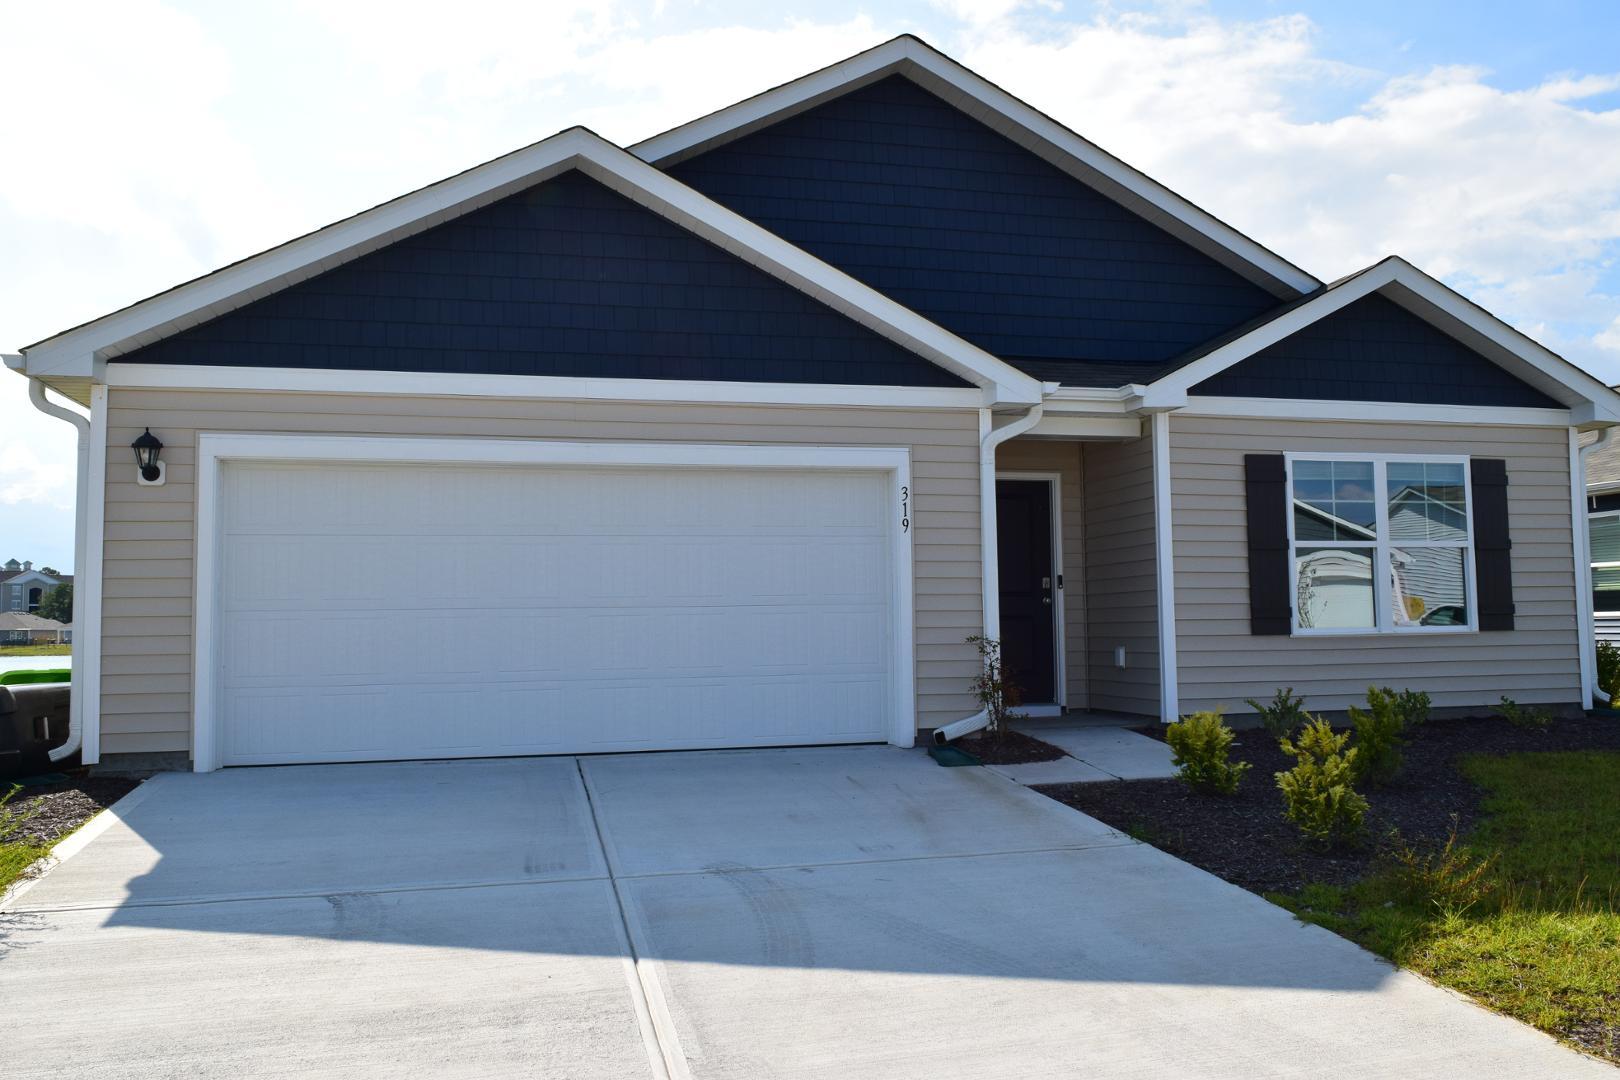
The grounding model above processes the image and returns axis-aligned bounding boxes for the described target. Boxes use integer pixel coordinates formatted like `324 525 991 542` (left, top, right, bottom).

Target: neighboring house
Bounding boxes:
0 611 72 646
7 36 1619 773
0 559 72 615
1584 432 1620 643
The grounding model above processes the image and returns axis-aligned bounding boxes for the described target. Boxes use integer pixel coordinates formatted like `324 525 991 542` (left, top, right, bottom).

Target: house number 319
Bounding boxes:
900 486 910 533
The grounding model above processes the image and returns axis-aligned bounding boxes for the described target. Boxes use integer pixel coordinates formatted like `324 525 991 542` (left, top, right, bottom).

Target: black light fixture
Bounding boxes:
132 428 164 485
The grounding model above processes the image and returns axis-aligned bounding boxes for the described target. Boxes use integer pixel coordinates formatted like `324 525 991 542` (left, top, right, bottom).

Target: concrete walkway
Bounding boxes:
1 747 1604 1079
989 720 1180 785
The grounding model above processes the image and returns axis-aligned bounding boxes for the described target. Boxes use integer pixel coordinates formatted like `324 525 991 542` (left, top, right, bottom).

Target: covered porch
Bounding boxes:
991 414 1165 721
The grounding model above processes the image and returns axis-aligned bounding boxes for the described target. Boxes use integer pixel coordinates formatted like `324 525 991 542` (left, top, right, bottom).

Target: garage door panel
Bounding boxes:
224 676 892 765
218 461 898 765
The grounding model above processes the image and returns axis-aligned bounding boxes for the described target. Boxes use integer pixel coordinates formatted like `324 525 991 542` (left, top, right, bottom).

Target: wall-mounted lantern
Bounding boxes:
132 428 165 486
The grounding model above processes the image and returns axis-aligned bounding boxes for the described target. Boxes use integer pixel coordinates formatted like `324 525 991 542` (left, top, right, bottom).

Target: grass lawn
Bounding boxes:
1272 751 1620 1061
0 644 72 657
0 786 50 893
0 838 50 892
0 777 137 895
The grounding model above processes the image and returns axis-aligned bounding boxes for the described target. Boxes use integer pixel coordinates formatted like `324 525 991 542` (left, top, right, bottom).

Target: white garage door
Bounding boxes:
217 460 898 765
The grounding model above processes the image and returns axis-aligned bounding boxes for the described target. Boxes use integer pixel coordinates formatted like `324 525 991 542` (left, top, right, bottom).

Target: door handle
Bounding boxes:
1042 596 1052 605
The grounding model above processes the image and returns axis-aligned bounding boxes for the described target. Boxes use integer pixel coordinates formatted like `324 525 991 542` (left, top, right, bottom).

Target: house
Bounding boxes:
0 611 72 646
8 36 1619 773
1584 433 1620 643
1 560 71 615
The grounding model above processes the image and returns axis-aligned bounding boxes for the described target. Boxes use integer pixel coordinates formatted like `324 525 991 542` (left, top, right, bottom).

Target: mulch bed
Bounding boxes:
1037 713 1620 895
4 773 139 848
955 727 1068 765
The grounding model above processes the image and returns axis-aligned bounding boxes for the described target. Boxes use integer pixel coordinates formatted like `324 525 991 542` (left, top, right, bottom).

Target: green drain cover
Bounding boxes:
928 744 982 767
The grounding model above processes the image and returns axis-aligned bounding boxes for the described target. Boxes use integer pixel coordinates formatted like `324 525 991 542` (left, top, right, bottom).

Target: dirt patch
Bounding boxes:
955 727 1068 765
1038 714 1620 895
4 774 139 848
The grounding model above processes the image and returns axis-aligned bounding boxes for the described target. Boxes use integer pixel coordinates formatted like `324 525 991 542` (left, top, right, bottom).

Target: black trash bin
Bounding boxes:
0 683 70 782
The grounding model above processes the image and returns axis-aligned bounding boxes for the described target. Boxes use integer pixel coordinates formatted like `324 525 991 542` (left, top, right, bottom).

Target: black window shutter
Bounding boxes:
1472 458 1514 631
1244 454 1291 635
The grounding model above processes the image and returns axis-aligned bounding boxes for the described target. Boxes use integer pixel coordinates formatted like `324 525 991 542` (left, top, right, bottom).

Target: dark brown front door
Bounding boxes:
996 479 1056 704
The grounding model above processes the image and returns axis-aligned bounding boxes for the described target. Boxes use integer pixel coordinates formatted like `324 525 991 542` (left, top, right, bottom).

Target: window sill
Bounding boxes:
1291 626 1478 638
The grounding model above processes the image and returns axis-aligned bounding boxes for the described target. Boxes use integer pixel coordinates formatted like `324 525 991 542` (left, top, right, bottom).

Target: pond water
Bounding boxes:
0 653 74 675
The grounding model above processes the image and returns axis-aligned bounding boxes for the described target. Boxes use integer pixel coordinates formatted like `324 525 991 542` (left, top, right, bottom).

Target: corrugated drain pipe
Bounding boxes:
1580 427 1615 705
7 359 89 761
934 403 1045 745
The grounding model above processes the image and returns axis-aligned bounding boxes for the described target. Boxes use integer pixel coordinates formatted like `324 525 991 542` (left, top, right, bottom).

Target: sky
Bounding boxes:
3 0 1619 572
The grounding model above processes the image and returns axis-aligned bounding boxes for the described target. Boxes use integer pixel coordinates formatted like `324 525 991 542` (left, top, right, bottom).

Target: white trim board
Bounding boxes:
1151 412 1179 721
81 385 108 764
1143 257 1620 424
996 470 1067 709
632 35 1317 299
105 363 986 410
1180 397 1574 428
20 130 1041 406
1572 430 1598 710
189 433 917 771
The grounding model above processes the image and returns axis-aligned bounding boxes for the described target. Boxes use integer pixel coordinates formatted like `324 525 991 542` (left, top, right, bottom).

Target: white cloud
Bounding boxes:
1597 314 1620 356
929 0 1056 27
0 438 74 510
957 12 1620 373
0 378 79 570
4 1 1620 565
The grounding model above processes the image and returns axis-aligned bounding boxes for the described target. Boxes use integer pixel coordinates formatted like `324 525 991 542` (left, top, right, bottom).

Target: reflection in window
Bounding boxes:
1391 547 1468 626
1289 457 1474 633
1591 514 1620 615
1291 459 1377 542
1387 462 1468 542
1296 547 1375 629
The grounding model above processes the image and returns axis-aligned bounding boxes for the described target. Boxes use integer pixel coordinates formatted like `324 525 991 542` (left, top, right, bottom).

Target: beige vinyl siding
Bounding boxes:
996 438 1087 708
100 388 984 758
1170 414 1580 713
1082 433 1160 716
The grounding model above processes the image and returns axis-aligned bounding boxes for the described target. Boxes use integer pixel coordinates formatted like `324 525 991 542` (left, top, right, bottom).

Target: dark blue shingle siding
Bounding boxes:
1190 293 1561 407
113 170 968 388
667 75 1281 375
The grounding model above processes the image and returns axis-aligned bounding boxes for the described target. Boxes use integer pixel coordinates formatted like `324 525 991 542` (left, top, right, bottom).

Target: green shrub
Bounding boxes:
1348 686 1407 787
1597 640 1620 703
965 635 1024 735
1497 696 1553 731
1245 686 1308 742
1369 825 1498 916
1391 688 1432 730
1276 718 1368 848
1165 710 1250 796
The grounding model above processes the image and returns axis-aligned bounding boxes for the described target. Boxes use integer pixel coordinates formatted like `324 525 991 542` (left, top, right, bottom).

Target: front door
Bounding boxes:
996 479 1056 704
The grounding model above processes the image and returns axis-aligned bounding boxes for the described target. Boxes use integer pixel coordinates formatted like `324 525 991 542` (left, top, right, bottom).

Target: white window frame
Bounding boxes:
1589 509 1620 617
1284 452 1477 637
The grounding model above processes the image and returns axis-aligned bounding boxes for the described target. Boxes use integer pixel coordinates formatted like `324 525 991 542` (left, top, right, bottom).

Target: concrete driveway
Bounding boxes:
1 747 1604 1079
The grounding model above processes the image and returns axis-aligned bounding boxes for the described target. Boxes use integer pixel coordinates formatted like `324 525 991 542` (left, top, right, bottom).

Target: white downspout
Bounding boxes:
14 368 90 761
1576 427 1614 706
934 403 1045 744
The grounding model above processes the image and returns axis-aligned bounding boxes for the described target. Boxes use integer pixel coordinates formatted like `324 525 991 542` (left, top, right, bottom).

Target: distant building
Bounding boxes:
0 610 71 645
0 559 73 615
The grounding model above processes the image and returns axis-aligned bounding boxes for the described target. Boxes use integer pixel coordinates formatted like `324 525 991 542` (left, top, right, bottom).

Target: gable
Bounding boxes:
112 169 968 388
666 75 1280 380
1189 293 1561 408
2 570 63 588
